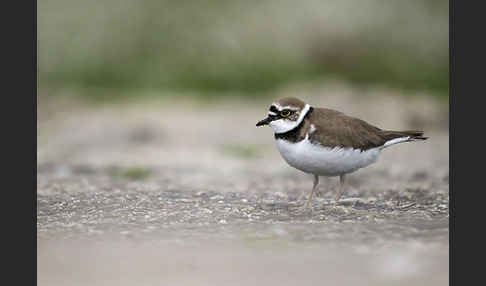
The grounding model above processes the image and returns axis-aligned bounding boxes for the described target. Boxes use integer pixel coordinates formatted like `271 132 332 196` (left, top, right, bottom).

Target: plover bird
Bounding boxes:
256 97 427 207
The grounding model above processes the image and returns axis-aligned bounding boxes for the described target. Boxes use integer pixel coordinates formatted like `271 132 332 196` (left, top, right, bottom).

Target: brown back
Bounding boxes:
307 108 387 150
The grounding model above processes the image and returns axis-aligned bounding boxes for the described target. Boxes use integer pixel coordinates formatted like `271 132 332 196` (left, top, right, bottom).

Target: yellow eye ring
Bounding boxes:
280 110 291 117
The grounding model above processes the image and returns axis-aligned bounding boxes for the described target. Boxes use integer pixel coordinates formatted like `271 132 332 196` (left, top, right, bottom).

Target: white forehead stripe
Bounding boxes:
270 104 311 134
279 106 300 111
268 111 277 116
272 103 300 111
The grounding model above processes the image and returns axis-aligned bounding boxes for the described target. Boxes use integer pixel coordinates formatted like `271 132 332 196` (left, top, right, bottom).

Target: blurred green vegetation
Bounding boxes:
38 0 448 98
221 143 262 159
108 166 152 180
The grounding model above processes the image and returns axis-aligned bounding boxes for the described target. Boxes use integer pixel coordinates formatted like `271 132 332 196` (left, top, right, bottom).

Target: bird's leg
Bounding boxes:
335 174 346 202
305 175 319 208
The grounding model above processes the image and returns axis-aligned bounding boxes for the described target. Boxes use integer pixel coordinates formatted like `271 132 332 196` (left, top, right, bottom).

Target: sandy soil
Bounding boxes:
37 83 449 285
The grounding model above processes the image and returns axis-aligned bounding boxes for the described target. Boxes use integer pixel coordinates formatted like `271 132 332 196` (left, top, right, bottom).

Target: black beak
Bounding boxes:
256 116 273 127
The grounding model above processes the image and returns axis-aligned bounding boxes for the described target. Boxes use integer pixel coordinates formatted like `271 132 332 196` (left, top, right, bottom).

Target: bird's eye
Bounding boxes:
280 110 291 117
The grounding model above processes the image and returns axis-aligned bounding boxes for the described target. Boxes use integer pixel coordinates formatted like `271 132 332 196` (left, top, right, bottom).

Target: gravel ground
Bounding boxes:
37 83 449 285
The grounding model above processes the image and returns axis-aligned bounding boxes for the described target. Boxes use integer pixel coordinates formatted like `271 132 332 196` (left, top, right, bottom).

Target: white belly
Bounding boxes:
275 138 381 176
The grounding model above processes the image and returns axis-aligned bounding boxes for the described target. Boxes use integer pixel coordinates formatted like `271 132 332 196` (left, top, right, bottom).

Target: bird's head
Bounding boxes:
256 97 311 133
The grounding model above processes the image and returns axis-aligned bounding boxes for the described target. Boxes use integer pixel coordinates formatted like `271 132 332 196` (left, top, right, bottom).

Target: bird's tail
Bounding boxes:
381 130 428 148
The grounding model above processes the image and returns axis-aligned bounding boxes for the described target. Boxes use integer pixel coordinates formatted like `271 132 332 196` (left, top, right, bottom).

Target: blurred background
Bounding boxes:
37 1 449 286
39 0 448 100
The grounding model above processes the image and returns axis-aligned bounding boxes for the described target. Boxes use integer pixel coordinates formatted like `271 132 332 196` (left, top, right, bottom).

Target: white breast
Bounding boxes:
275 138 382 176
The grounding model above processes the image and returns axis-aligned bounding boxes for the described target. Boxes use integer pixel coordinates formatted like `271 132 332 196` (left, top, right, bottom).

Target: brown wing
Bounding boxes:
308 108 388 150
